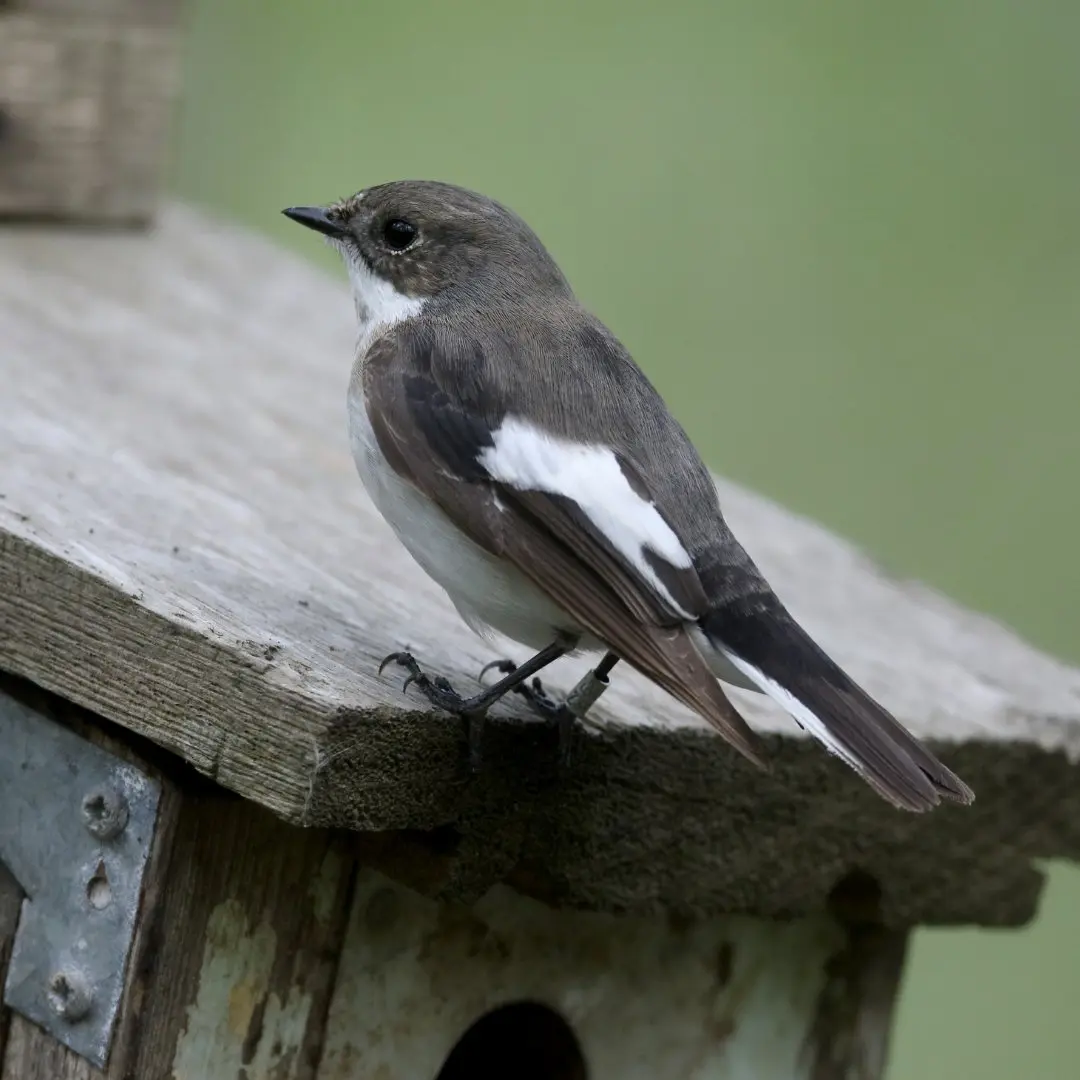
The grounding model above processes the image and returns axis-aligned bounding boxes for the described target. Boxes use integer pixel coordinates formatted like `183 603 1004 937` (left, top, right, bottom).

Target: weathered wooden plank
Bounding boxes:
1 207 1079 924
0 2 184 222
0 1017 101 1080
127 796 354 1080
0 864 22 1064
0 678 355 1079
317 868 906 1080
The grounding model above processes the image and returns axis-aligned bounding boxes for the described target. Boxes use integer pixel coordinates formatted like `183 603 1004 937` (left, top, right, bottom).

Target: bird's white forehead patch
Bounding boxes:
478 416 695 615
335 242 424 353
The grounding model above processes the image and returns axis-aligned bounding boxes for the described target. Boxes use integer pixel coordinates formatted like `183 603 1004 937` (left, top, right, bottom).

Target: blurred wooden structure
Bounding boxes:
2 5 1080 1079
0 0 183 222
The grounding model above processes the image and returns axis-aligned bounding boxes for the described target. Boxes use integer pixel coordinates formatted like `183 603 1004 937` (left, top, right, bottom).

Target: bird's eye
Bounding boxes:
382 218 418 251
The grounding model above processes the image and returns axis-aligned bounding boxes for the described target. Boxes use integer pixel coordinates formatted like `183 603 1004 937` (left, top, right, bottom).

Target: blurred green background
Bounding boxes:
174 1 1079 1076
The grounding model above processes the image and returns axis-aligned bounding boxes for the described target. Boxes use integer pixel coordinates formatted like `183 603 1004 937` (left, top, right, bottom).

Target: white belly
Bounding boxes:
347 387 586 652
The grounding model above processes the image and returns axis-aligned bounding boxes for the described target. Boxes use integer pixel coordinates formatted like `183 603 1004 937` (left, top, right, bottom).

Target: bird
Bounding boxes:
283 180 974 812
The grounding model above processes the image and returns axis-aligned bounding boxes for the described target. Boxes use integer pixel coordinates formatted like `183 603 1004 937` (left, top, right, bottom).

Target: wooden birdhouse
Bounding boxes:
2 5 1079 1078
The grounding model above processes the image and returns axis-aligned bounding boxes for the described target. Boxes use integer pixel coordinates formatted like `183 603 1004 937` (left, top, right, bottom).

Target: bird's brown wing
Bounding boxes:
363 328 767 767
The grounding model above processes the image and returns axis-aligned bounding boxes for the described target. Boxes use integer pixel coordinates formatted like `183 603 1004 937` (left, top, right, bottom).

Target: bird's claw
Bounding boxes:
379 650 415 677
380 650 437 696
379 650 427 697
527 676 559 709
479 657 517 682
378 650 483 769
479 657 557 711
380 649 593 773
515 675 560 716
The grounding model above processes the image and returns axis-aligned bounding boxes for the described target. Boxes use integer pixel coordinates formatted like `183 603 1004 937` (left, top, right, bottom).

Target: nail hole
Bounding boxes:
87 862 112 910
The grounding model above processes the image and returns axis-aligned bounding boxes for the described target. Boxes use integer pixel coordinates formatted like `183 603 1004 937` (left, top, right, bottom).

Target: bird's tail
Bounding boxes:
701 593 974 811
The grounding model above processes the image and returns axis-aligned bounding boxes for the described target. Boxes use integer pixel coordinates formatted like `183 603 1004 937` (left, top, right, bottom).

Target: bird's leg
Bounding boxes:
379 640 569 770
478 662 563 716
479 651 621 766
559 652 619 764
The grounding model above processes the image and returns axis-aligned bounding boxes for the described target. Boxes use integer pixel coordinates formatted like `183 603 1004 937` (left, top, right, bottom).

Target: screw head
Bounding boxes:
47 969 93 1023
81 785 129 840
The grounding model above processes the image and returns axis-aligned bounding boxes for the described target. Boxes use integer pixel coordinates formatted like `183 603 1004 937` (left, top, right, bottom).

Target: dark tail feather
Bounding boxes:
702 594 975 812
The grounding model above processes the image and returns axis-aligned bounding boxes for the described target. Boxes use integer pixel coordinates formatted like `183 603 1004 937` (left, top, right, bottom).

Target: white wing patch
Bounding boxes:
479 416 696 617
718 650 869 774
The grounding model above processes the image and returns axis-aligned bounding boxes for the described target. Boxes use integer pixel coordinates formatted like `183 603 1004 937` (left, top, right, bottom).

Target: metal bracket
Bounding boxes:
0 688 160 1068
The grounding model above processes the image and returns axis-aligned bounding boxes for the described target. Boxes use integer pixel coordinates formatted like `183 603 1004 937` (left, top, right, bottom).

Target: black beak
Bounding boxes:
282 205 347 239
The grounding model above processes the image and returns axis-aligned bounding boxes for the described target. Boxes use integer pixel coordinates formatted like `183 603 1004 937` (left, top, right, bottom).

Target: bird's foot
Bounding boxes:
379 650 488 771
479 659 562 714
379 650 473 710
479 658 578 766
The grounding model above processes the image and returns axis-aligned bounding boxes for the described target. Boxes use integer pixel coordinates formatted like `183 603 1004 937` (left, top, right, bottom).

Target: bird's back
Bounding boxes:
425 292 755 590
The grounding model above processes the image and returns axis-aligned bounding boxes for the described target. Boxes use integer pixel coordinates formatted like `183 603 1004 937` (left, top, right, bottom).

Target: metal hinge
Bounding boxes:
0 688 160 1068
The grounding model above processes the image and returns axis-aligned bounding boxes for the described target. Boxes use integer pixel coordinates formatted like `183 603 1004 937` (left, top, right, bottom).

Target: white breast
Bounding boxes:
335 242 573 649
346 383 583 652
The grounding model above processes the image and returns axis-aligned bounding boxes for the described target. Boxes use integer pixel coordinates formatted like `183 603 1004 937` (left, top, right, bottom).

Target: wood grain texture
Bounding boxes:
0 864 22 1064
804 874 909 1079
0 2 183 222
134 798 354 1080
0 677 355 1080
1 206 1079 924
318 868 905 1080
0 1017 101 1080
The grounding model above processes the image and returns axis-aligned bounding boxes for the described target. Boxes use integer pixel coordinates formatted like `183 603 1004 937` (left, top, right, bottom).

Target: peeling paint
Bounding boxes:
309 847 346 928
171 899 314 1080
317 870 876 1080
